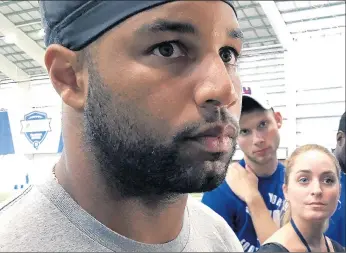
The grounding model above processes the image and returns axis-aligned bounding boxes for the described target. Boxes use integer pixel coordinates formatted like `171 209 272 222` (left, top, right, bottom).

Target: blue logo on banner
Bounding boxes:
20 111 52 150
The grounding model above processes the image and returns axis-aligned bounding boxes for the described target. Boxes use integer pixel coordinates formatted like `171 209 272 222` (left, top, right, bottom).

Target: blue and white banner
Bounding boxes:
0 111 15 155
0 107 63 155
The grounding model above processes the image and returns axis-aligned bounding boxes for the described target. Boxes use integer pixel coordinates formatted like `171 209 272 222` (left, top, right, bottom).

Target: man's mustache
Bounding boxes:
173 109 240 143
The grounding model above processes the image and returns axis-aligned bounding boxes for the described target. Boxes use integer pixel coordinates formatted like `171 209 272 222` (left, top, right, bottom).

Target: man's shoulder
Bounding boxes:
187 197 243 251
0 186 53 248
201 181 246 218
188 195 227 220
277 162 286 173
202 181 238 201
0 186 37 219
188 197 237 230
0 186 43 249
0 182 111 252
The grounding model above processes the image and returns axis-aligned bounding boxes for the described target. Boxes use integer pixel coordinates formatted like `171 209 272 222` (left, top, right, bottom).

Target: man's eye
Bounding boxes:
259 121 268 128
219 47 238 65
152 42 185 58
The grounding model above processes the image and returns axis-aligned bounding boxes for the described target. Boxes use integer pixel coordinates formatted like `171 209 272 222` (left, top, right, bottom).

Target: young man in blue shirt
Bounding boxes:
202 86 285 252
326 112 346 247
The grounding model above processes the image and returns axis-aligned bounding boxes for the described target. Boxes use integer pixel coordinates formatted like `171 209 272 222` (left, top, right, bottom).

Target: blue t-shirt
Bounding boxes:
201 159 285 252
326 172 346 247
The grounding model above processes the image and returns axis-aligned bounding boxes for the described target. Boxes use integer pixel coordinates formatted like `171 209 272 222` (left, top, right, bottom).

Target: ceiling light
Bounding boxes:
3 33 17 44
38 29 45 37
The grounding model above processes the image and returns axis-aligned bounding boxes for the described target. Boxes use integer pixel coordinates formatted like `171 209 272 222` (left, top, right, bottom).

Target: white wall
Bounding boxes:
288 34 345 151
0 78 61 109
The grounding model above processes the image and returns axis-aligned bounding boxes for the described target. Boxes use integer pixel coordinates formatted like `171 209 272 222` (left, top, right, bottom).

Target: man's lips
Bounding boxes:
190 136 232 153
186 124 237 153
191 124 237 139
253 147 270 155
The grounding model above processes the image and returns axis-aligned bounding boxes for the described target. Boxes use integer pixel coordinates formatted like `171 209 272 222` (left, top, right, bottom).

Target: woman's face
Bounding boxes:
284 150 340 222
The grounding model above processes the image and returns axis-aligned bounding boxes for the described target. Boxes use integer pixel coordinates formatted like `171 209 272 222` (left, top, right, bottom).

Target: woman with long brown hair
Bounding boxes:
258 144 345 252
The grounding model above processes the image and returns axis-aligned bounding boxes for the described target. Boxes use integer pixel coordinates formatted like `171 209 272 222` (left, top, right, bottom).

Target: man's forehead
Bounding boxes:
40 0 238 51
240 110 271 125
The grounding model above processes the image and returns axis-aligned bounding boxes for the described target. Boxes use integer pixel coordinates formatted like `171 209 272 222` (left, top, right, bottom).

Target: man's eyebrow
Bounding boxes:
229 28 244 40
136 19 243 41
136 19 198 35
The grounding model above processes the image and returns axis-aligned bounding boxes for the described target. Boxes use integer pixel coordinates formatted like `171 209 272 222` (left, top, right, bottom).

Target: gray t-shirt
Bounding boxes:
0 178 243 252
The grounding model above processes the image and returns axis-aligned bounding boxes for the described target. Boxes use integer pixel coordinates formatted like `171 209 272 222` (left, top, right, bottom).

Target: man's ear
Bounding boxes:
274 111 283 129
336 131 345 147
44 44 87 111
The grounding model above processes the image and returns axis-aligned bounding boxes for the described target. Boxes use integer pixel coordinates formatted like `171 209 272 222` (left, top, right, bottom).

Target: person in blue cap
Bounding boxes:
0 1 244 252
202 86 285 252
326 112 346 247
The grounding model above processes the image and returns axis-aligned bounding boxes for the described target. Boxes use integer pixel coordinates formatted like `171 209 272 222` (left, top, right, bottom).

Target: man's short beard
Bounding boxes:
83 66 237 199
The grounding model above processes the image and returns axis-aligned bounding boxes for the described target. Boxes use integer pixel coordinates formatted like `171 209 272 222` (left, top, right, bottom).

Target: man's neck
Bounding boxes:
54 155 188 244
244 156 278 177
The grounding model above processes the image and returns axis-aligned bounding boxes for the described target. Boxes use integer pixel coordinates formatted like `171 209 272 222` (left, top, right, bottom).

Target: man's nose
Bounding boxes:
194 55 239 107
193 54 240 121
253 131 265 146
